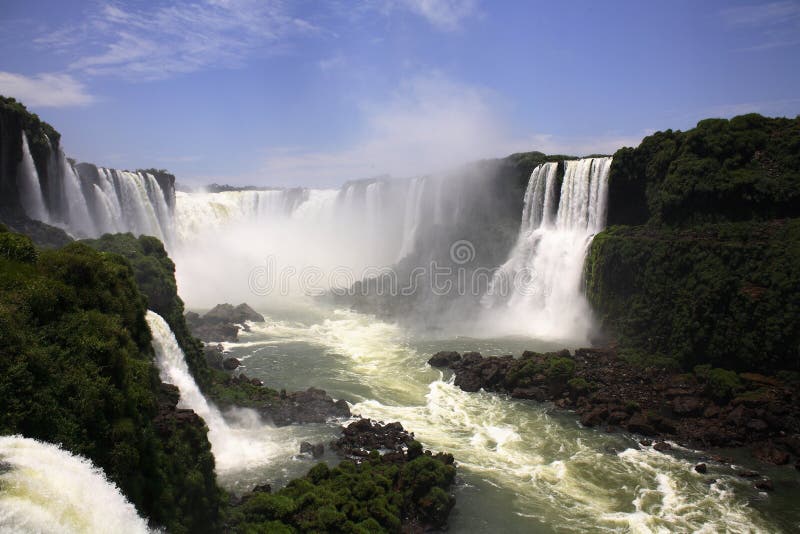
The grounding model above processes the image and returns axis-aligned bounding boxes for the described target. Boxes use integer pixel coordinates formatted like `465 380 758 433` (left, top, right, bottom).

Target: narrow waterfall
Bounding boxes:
15 132 49 222
145 310 280 473
57 150 96 237
483 157 612 342
0 435 150 534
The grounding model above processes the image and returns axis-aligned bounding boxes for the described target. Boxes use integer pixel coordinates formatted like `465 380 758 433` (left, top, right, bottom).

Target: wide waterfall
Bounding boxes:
482 157 612 343
0 435 150 534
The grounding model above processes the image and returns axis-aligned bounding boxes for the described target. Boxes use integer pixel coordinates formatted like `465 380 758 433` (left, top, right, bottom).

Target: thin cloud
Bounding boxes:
257 73 638 187
721 1 800 51
401 0 479 31
0 71 95 107
37 1 318 81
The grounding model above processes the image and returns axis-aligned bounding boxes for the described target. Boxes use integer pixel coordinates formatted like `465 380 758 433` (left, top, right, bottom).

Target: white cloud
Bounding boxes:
400 0 478 30
0 71 95 107
37 1 318 80
721 1 800 27
258 72 639 186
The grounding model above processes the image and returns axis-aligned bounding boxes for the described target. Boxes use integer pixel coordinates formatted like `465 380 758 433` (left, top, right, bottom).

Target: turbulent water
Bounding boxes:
213 302 796 533
0 436 151 534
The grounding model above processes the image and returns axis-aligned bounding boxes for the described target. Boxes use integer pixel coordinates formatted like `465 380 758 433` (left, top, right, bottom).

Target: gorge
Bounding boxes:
1 95 799 533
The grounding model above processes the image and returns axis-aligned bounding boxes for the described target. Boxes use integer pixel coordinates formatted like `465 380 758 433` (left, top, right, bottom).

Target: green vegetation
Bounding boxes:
587 221 800 372
590 114 800 375
0 228 222 533
608 114 800 226
229 453 456 533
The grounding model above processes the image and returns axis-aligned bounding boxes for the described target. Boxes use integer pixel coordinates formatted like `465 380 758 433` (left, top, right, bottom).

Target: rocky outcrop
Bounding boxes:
429 347 800 466
185 303 265 342
258 387 351 427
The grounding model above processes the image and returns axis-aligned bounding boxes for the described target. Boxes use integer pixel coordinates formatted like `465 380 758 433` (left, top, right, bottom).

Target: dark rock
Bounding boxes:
204 303 265 324
223 357 241 370
627 413 656 436
640 439 653 447
252 483 271 494
672 396 704 416
694 463 707 474
300 441 325 458
752 442 791 465
755 479 774 492
203 343 226 370
511 387 547 401
428 351 461 367
461 352 483 365
454 370 483 392
653 441 672 452
747 419 769 432
250 378 264 387
260 387 351 426
580 407 608 427
331 419 414 460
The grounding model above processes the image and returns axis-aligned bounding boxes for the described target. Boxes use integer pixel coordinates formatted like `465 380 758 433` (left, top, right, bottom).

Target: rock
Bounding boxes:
739 373 783 387
223 357 241 370
204 303 265 324
300 442 324 458
461 352 483 365
694 463 707 474
511 387 547 401
580 407 608 427
653 441 672 452
186 303 264 342
752 442 791 465
203 344 226 370
331 419 414 460
755 479 774 492
260 387 351 426
738 470 760 478
250 377 264 387
626 413 656 436
454 370 483 392
640 439 653 447
672 396 704 416
747 419 769 432
428 351 461 367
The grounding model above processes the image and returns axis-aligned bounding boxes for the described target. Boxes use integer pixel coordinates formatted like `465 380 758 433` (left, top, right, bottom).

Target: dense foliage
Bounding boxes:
229 451 456 533
82 233 214 390
608 114 800 226
586 220 800 372
0 227 221 532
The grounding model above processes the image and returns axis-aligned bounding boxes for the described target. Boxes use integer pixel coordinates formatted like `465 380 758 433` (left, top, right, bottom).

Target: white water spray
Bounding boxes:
483 157 612 343
0 435 151 534
15 132 49 222
146 310 297 476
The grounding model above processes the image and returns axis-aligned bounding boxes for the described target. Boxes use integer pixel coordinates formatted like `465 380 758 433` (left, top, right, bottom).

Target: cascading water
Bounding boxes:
145 310 312 480
15 132 49 222
0 435 151 534
483 157 612 343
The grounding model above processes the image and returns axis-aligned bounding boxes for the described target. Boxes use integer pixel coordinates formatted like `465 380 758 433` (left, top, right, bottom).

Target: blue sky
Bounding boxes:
1 0 799 187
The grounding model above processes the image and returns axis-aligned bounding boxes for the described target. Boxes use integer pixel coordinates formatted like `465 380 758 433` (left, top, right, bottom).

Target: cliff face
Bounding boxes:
0 227 222 532
589 113 800 373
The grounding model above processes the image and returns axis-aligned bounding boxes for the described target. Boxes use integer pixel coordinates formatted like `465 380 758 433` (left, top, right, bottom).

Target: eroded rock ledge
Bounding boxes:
429 348 800 468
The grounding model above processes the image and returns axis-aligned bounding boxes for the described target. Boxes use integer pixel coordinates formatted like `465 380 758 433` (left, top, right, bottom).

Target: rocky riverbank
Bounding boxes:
428 348 800 471
185 302 265 342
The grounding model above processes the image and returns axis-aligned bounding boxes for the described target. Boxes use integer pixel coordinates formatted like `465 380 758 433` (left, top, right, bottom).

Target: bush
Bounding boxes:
546 357 575 380
707 368 743 400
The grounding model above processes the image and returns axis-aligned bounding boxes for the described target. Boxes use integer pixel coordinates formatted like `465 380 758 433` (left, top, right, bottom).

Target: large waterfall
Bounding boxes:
8 129 175 243
0 435 151 534
482 157 612 343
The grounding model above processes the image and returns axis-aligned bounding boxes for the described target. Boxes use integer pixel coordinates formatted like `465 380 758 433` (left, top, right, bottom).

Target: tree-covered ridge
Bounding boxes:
586 220 800 373
608 114 800 226
0 226 222 533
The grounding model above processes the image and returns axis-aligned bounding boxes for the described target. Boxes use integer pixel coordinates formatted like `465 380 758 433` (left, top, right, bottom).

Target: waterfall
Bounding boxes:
483 157 612 342
58 150 96 237
15 132 49 222
145 310 280 473
0 435 151 534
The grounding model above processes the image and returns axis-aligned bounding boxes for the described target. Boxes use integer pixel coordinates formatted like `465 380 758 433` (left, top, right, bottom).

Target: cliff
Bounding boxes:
589 114 800 373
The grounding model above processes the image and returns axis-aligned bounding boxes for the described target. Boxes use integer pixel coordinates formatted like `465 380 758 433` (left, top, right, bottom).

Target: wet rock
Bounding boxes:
672 396 704 416
752 442 791 465
428 351 461 367
331 419 413 460
300 441 325 458
626 413 656 436
203 343 226 370
653 441 672 452
260 387 351 426
186 303 264 342
252 483 272 494
755 479 774 492
511 387 547 401
250 377 264 387
223 357 241 370
639 439 653 447
694 463 707 474
454 370 483 392
580 407 608 428
738 470 760 478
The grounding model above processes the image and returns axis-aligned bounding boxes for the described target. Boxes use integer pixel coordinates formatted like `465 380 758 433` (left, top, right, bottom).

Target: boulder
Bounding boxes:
653 441 672 452
752 442 791 465
428 351 461 368
694 463 707 474
626 413 656 436
300 441 325 458
223 357 241 370
755 479 774 492
260 387 351 426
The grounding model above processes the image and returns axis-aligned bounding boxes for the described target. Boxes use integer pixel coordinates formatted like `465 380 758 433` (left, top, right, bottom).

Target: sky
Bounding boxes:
1 0 799 187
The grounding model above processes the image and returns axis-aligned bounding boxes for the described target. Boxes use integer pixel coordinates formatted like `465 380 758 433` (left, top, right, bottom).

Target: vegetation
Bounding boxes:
607 114 800 226
0 227 222 532
229 453 456 533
